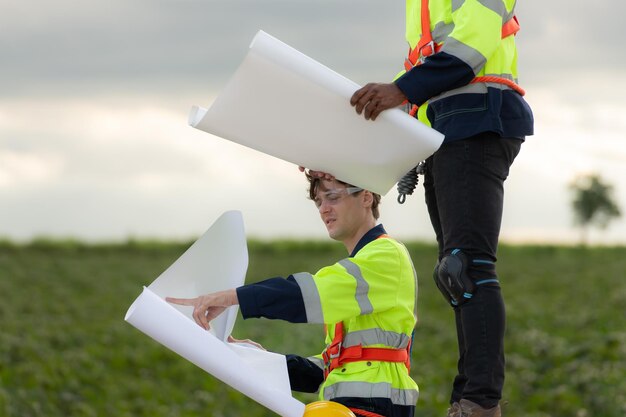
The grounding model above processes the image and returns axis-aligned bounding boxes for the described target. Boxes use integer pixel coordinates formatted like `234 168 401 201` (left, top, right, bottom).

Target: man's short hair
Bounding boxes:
306 171 381 219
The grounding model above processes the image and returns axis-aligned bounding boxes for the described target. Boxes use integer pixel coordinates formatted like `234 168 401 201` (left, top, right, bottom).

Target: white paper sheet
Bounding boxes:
189 30 444 196
124 211 305 417
146 210 248 341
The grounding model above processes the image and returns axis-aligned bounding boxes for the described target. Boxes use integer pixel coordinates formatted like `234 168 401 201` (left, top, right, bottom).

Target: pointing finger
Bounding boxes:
165 297 196 306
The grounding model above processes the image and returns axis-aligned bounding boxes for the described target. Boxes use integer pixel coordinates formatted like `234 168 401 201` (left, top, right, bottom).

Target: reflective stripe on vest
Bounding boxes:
323 381 419 406
338 259 374 315
293 271 324 323
344 328 411 350
405 0 524 116
307 355 325 370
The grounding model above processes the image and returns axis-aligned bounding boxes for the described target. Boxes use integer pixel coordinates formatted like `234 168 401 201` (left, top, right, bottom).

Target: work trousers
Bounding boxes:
423 132 522 408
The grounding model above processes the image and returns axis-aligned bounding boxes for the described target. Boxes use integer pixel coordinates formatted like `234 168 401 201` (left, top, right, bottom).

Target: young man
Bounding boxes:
167 173 419 417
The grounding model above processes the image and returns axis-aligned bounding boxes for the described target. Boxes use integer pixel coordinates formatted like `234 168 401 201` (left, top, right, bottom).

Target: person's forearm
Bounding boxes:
395 52 475 105
236 276 308 323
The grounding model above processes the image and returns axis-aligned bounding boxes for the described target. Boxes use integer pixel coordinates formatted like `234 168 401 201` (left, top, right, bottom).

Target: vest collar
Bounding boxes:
349 224 387 257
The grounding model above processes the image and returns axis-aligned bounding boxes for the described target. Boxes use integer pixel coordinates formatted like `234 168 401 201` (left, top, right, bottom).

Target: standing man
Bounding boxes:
167 173 419 417
349 1 534 416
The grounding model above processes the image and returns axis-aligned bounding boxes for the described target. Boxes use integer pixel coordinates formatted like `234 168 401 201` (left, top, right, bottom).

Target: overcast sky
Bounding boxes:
1 0 625 245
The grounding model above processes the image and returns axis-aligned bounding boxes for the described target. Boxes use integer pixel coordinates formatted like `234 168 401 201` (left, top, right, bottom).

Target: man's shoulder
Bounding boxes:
359 235 409 258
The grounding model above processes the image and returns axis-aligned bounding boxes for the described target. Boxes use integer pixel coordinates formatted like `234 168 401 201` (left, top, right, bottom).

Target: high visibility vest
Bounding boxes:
400 0 525 119
292 235 419 407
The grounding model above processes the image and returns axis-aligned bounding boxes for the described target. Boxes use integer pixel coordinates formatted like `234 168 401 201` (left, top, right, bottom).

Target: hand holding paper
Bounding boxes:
125 211 305 417
350 82 408 121
166 288 239 331
228 335 267 351
190 30 444 195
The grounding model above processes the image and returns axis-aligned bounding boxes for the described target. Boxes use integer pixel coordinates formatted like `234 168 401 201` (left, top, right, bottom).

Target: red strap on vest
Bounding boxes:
404 0 436 73
407 0 520 69
501 15 520 38
403 0 524 117
322 322 411 379
349 408 387 417
471 75 525 96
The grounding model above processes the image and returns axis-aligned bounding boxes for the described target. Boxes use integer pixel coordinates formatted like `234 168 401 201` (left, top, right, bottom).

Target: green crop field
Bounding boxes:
1 240 625 417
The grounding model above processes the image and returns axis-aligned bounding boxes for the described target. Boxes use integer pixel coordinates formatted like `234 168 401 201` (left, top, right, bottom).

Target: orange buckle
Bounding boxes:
322 341 342 376
323 341 341 362
419 40 436 61
329 342 342 360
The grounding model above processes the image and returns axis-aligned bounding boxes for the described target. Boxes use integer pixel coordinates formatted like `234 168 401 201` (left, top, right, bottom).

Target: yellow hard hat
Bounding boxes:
304 401 357 417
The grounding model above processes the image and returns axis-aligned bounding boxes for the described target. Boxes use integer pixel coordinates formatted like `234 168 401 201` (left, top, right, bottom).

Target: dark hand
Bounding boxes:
350 83 407 121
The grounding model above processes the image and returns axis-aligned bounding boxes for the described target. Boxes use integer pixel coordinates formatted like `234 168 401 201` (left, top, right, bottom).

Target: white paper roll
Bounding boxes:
124 211 306 417
190 30 444 195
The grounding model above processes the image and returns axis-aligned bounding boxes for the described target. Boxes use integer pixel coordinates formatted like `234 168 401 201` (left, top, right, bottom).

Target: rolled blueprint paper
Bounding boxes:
189 30 444 195
146 210 248 341
125 288 304 417
124 211 305 417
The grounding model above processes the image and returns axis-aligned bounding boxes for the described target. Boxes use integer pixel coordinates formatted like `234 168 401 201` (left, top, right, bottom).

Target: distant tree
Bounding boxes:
569 173 621 245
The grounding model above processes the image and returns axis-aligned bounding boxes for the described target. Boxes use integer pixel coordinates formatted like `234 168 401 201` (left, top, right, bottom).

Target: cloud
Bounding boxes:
504 84 626 244
516 0 626 76
1 0 624 243
0 93 323 241
0 150 64 187
1 0 406 97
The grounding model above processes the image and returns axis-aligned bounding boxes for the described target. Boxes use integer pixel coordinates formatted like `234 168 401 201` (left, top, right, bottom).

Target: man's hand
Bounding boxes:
298 166 335 181
350 83 407 121
166 289 238 330
227 335 266 350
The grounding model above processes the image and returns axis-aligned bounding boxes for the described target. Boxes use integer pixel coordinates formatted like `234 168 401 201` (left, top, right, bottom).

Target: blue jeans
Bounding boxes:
423 132 522 408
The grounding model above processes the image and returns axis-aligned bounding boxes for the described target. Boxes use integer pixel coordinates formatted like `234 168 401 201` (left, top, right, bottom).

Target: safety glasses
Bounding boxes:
314 187 363 208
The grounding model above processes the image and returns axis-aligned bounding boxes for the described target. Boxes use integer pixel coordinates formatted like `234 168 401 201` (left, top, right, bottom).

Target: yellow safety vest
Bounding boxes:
293 236 419 407
398 0 524 124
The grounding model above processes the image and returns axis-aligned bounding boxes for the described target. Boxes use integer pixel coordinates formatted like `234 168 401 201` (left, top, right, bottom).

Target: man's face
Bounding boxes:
313 180 367 242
